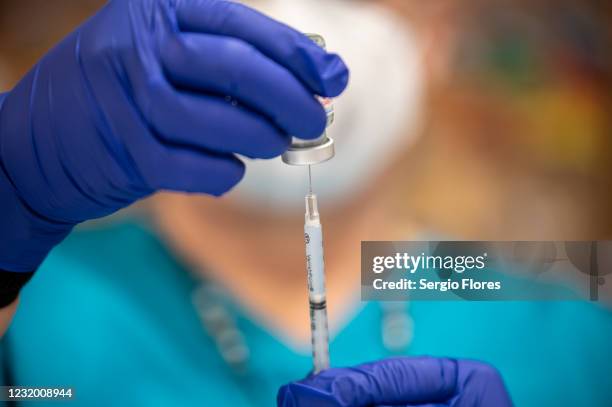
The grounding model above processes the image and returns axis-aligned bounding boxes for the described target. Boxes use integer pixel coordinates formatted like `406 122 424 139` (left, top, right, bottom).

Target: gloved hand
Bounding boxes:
277 357 513 407
0 0 349 297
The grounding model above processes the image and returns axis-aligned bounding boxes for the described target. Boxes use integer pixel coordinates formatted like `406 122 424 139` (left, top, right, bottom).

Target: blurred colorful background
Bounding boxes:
390 0 612 238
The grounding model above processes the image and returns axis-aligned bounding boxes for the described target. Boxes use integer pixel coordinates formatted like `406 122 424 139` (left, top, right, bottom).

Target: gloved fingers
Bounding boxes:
175 0 349 97
350 357 459 406
277 357 458 407
122 2 292 159
161 32 327 140
374 360 513 407
450 361 513 407
145 81 292 159
142 142 245 196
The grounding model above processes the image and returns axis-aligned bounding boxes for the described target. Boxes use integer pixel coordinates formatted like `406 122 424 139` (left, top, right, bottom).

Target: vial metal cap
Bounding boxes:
282 34 336 166
282 136 335 166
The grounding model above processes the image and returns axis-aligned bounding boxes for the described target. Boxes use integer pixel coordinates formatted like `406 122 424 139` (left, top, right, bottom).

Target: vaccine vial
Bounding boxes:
281 34 336 166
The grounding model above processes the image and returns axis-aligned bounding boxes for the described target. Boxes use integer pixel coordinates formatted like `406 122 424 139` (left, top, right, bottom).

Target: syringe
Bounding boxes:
304 176 330 373
281 33 335 374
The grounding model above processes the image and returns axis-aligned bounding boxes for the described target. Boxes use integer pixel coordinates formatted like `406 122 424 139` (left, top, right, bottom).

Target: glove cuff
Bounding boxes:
0 270 35 308
0 155 73 272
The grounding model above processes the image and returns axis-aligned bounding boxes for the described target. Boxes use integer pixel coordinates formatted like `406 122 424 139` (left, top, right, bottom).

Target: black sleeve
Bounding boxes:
0 271 35 308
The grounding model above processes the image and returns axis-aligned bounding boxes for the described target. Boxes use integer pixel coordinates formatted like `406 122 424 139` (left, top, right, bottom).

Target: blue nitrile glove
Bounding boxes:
0 0 349 301
277 357 513 407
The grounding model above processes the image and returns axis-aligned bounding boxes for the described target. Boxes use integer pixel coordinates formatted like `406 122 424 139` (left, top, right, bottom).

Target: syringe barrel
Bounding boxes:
311 307 330 373
305 195 325 299
305 222 326 302
304 193 330 372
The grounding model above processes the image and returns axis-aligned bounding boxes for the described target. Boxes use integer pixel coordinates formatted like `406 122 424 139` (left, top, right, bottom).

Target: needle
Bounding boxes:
308 165 313 195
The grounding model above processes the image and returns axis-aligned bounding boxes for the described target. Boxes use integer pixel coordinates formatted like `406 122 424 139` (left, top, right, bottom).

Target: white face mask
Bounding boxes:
227 0 424 213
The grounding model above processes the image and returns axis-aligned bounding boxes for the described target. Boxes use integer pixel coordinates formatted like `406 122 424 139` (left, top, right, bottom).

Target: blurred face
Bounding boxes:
226 0 425 216
148 2 428 333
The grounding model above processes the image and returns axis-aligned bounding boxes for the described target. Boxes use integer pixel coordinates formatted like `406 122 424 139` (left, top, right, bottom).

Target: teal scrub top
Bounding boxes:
2 221 612 406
